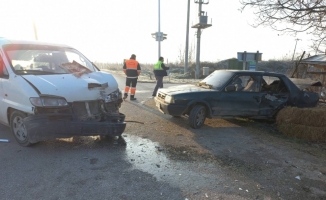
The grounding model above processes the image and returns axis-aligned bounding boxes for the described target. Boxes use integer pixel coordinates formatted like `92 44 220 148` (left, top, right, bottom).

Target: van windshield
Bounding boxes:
3 44 98 75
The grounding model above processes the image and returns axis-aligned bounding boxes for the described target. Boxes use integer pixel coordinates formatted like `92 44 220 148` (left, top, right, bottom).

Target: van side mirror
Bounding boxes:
225 85 236 92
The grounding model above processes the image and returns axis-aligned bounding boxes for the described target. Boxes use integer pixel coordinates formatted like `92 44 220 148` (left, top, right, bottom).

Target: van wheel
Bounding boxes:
10 111 33 147
189 105 206 129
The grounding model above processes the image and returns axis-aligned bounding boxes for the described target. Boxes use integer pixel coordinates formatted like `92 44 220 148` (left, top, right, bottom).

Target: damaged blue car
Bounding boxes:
154 70 321 128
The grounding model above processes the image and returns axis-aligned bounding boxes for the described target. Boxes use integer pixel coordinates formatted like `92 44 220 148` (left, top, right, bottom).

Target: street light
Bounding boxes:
151 0 168 59
185 0 190 74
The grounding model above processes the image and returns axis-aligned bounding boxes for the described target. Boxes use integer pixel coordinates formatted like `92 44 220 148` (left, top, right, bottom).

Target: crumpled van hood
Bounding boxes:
21 71 118 102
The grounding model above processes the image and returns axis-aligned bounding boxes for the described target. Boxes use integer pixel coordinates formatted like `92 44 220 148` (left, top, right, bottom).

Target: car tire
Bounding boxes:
10 111 34 147
189 105 206 129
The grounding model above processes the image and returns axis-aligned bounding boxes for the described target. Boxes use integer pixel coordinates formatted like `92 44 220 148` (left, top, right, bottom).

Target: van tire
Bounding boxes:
10 111 33 147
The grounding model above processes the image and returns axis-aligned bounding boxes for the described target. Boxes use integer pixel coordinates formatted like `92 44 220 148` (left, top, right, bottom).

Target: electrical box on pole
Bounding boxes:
192 0 212 79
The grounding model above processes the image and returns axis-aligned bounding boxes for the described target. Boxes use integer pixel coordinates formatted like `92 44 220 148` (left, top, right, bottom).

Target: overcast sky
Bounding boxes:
1 0 313 64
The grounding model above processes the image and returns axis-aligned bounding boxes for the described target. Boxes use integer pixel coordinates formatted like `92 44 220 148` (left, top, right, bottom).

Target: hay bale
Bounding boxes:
276 107 326 141
277 123 326 141
276 107 326 127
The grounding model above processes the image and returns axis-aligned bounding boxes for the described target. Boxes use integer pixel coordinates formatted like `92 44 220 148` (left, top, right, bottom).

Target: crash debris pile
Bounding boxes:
62 61 92 77
276 106 326 141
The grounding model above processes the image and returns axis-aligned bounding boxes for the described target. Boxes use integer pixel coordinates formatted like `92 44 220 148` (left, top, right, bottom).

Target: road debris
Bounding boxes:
155 146 164 151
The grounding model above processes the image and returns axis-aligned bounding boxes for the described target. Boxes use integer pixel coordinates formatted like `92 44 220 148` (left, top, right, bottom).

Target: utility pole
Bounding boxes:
184 0 190 74
292 38 301 61
191 0 211 79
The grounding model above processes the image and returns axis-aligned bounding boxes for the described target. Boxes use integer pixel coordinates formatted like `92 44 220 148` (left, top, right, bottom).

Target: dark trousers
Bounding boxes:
125 77 138 88
152 76 164 96
124 78 138 96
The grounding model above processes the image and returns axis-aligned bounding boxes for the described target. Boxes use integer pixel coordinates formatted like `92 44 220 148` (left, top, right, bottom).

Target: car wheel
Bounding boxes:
10 111 33 146
189 105 206 129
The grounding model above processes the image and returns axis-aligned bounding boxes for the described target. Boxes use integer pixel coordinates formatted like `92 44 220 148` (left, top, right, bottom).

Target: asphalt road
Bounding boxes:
0 72 326 200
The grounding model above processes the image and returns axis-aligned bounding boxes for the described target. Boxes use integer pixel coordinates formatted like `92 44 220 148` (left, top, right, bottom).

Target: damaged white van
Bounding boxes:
0 38 126 146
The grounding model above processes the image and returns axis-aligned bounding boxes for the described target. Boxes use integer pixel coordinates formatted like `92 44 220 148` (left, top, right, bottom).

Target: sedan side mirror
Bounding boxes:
225 85 236 92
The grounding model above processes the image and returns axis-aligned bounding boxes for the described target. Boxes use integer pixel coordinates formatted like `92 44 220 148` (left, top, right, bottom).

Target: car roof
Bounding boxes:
217 69 286 77
0 37 70 48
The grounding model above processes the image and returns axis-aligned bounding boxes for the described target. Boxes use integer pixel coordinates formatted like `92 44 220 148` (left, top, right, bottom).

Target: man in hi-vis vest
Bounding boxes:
123 54 141 100
152 56 169 97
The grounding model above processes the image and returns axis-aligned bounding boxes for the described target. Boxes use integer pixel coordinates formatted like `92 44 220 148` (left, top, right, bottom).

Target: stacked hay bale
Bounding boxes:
276 106 326 141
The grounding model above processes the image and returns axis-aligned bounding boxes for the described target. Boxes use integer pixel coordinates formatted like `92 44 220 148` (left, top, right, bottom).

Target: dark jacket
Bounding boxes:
153 61 169 76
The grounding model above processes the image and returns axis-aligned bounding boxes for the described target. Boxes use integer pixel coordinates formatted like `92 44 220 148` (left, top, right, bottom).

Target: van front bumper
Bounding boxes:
23 113 126 143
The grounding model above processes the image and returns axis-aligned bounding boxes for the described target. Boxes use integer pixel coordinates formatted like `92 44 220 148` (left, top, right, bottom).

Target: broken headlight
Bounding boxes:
105 89 122 103
30 96 68 107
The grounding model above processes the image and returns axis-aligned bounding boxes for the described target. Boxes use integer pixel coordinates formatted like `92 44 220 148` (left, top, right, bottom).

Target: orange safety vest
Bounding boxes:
123 59 140 77
125 59 139 70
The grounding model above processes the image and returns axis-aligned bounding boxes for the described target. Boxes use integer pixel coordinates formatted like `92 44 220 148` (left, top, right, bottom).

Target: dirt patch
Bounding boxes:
138 98 326 199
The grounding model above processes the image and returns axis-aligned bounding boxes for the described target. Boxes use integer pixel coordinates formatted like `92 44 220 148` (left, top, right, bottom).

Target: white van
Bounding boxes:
0 38 126 146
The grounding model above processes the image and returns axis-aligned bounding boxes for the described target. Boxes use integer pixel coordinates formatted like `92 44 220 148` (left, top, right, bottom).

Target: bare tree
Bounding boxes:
176 43 195 66
239 0 326 53
188 43 195 64
177 44 185 65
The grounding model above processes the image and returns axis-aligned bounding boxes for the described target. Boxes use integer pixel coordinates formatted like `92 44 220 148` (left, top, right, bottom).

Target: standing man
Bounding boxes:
152 56 169 97
123 54 141 100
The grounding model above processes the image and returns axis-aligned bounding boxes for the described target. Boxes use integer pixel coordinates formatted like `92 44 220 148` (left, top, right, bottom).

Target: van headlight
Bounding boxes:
164 95 174 104
105 89 122 102
30 96 68 107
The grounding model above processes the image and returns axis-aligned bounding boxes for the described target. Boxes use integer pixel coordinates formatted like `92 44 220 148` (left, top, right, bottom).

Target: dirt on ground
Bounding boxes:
107 69 326 199
119 96 326 200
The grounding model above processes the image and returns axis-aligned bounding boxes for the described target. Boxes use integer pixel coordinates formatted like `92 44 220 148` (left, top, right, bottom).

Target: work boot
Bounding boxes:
123 93 128 100
130 95 137 101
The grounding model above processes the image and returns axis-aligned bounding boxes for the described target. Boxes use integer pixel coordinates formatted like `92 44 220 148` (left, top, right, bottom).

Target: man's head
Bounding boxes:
159 56 164 61
130 54 136 59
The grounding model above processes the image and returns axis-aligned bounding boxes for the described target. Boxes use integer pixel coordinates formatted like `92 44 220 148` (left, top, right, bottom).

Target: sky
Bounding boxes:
1 0 314 64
